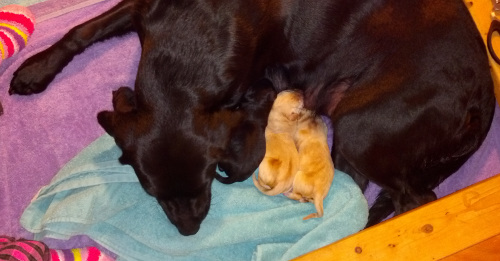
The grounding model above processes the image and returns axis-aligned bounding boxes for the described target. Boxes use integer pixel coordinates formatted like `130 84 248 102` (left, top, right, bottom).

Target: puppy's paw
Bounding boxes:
9 55 57 95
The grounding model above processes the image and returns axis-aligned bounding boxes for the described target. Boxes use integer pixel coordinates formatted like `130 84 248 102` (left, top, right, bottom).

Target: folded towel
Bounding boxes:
20 134 368 261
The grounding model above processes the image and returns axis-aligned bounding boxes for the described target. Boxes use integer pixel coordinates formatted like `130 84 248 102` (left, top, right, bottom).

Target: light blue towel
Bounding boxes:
21 134 368 261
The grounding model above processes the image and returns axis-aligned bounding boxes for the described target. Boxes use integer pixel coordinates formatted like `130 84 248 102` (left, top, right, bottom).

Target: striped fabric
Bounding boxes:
1 237 114 261
50 247 114 261
0 4 35 63
0 236 50 261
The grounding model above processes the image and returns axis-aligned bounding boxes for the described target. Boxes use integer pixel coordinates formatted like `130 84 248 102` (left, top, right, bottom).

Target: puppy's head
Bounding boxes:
267 90 304 132
274 90 304 120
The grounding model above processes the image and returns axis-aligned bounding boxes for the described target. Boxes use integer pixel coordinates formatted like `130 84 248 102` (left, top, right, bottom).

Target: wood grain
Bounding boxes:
440 234 500 261
293 174 500 261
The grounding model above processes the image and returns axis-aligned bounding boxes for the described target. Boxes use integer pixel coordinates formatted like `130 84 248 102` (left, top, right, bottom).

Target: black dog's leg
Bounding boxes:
366 186 437 228
333 152 369 192
10 0 137 95
367 187 436 227
366 152 474 228
393 189 437 215
366 189 394 228
216 80 277 184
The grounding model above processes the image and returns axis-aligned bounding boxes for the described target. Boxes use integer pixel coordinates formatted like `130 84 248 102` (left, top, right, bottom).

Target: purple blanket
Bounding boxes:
1 0 499 250
0 0 135 240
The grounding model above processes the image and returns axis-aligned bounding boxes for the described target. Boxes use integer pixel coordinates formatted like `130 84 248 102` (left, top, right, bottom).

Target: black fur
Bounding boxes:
10 0 495 234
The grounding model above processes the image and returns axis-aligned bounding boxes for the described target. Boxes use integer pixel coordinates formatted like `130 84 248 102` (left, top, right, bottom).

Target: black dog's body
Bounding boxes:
10 0 495 233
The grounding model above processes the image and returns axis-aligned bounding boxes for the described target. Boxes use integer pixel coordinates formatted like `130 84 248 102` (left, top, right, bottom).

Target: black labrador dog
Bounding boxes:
95 80 275 236
10 0 495 234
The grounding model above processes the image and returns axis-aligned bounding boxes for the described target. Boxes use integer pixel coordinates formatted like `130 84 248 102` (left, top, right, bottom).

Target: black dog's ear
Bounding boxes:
216 79 276 185
119 154 132 165
112 87 137 113
216 121 265 184
97 111 115 136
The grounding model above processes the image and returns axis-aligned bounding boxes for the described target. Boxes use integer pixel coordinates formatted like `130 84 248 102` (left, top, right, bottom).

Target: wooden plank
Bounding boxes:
292 174 500 261
440 234 500 261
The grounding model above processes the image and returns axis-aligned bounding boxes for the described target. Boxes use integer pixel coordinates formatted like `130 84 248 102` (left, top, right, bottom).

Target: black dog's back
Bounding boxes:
324 0 496 225
256 0 495 225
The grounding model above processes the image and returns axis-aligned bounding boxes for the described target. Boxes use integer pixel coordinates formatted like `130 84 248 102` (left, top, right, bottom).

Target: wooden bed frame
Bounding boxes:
294 1 500 260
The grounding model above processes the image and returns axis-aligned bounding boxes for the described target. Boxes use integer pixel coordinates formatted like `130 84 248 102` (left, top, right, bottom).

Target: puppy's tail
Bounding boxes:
252 172 291 196
303 196 325 220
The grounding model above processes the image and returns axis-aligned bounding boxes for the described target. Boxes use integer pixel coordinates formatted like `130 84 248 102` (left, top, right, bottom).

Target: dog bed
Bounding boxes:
0 0 499 260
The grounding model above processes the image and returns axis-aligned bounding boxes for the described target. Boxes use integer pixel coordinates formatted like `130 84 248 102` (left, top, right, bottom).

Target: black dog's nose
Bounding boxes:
177 224 200 236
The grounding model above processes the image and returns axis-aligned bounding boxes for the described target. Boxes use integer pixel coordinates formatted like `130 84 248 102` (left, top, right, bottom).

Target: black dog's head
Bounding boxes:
157 183 212 236
96 80 275 235
98 96 216 236
120 135 216 236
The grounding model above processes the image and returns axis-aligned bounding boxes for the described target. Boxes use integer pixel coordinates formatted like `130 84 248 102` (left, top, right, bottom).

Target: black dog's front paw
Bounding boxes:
9 53 60 95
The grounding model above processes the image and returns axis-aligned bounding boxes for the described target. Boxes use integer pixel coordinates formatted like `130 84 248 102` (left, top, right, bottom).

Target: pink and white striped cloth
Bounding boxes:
1 236 114 261
0 236 49 261
0 5 35 64
50 247 114 261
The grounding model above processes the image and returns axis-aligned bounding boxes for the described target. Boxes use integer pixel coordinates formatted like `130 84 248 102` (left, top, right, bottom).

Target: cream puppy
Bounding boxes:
285 110 334 220
253 90 303 195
